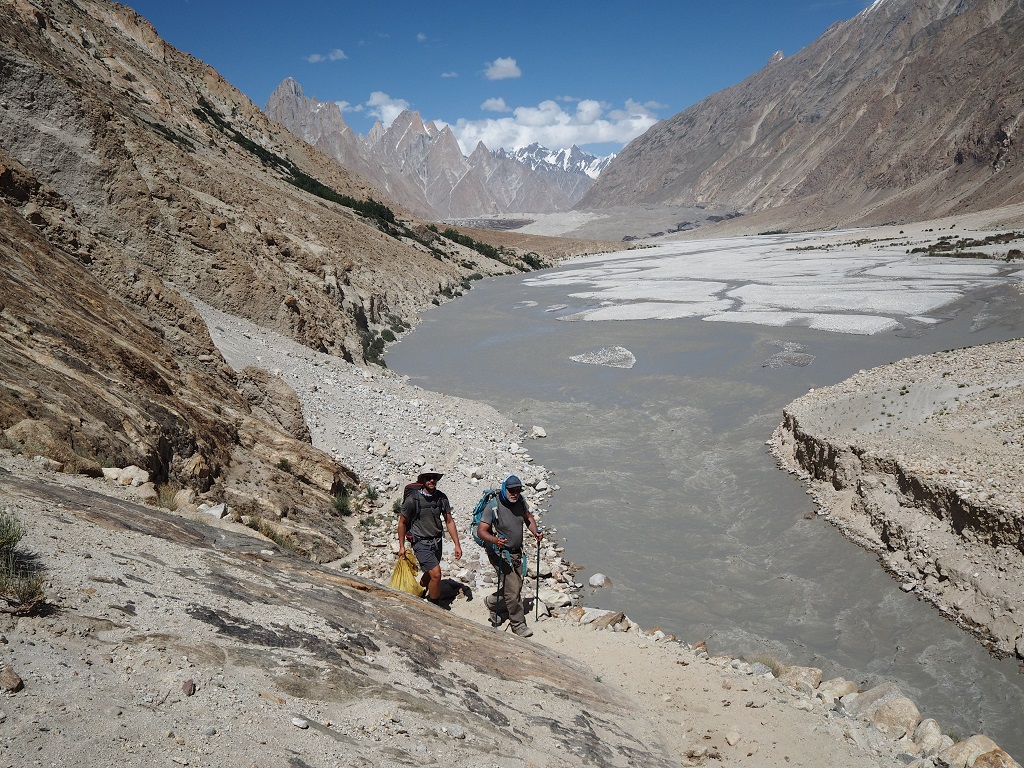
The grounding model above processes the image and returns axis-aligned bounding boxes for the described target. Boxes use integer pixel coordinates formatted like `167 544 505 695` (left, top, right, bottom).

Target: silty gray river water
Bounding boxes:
386 233 1024 757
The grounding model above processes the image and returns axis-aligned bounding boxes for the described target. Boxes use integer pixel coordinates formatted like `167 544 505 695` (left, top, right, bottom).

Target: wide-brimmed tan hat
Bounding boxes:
416 471 443 484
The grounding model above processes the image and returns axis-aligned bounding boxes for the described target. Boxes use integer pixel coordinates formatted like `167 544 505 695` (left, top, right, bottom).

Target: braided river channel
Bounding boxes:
386 233 1024 757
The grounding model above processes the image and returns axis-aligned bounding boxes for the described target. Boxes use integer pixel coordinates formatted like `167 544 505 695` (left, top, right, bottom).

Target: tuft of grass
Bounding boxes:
0 510 46 615
365 485 379 501
747 653 786 677
333 492 351 515
245 516 294 551
276 458 292 473
156 484 180 511
0 511 24 551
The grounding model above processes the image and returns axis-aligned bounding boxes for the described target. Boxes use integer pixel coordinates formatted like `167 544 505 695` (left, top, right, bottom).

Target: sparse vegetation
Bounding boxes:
333 491 351 515
156 483 180 510
908 231 1024 258
276 457 292 473
747 653 785 677
245 515 294 551
192 96 397 229
359 330 387 366
0 510 46 615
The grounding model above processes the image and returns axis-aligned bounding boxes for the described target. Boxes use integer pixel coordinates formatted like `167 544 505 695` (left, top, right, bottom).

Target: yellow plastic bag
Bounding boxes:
389 550 425 598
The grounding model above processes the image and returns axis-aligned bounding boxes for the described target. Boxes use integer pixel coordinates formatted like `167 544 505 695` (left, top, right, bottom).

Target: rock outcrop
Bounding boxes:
771 338 1024 660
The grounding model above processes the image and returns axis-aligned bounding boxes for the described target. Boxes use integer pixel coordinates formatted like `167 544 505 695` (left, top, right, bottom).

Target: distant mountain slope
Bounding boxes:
266 78 609 219
580 0 1024 229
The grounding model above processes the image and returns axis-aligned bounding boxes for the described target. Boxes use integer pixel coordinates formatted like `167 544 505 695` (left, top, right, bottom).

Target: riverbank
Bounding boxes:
771 337 1024 662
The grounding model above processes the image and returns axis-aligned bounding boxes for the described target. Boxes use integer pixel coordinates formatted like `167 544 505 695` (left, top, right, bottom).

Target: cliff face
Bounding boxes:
771 338 1024 660
581 0 1024 230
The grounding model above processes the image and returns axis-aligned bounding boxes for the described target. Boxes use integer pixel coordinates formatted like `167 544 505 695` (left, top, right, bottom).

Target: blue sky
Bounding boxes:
122 1 876 156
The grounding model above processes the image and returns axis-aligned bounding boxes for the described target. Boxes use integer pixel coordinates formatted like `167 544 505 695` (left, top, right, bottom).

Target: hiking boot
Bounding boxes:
489 611 502 628
511 623 533 638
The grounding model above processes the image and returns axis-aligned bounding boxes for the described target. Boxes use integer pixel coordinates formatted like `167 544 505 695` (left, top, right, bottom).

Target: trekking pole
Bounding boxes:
534 526 543 621
494 561 504 628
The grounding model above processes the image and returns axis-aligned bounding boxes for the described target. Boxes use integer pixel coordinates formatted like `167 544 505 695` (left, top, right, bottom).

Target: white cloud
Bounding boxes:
305 48 347 63
366 91 411 128
484 57 521 80
481 97 511 113
417 32 427 42
441 71 458 78
448 97 659 153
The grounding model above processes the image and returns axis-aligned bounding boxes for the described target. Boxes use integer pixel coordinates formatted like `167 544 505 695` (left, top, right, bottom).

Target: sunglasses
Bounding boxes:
507 487 522 495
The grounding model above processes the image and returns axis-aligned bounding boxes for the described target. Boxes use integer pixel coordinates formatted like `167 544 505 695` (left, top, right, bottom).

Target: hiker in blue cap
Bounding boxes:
476 474 543 637
398 471 463 607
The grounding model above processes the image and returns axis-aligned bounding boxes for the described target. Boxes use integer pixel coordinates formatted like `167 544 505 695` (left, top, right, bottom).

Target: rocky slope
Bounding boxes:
771 337 1024 661
581 0 1024 232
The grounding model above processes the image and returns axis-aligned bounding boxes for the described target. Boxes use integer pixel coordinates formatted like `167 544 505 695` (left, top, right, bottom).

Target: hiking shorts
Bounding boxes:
412 537 442 571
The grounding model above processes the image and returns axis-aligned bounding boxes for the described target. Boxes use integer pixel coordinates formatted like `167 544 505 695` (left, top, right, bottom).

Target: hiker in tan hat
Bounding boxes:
397 471 463 607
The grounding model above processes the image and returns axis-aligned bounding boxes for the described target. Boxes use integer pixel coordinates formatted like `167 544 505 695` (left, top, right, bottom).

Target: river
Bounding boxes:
386 233 1024 757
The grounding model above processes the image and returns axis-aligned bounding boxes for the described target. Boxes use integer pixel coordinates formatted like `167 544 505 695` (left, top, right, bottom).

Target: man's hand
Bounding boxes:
454 544 463 560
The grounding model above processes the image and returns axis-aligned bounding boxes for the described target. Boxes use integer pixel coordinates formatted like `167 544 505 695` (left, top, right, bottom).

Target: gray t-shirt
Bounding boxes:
481 495 529 552
401 490 450 540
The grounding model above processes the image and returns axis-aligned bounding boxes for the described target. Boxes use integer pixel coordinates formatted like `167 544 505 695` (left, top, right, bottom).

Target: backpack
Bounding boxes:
399 482 449 541
470 489 500 549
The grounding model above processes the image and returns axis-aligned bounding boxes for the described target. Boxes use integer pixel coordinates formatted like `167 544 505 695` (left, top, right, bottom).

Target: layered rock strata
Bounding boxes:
771 338 1024 660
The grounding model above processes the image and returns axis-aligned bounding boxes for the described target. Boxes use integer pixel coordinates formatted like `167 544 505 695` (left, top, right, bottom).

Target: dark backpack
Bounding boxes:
399 482 447 540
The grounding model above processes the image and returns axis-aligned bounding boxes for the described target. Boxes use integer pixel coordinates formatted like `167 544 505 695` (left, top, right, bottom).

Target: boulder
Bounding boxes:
972 748 1023 768
137 482 159 504
817 677 858 704
538 587 572 609
118 465 150 486
914 718 945 756
869 695 920 737
779 665 822 692
938 735 1003 768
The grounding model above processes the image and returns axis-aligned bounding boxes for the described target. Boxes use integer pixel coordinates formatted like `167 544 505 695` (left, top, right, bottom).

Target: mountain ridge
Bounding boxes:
266 77 612 220
580 0 1024 230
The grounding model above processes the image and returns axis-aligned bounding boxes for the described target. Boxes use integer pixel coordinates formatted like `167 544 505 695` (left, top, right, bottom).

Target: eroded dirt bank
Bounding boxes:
771 337 1024 660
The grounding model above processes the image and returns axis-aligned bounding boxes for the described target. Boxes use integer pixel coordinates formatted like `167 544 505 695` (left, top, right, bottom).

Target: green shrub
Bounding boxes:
0 510 45 615
333 492 351 515
0 511 24 551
